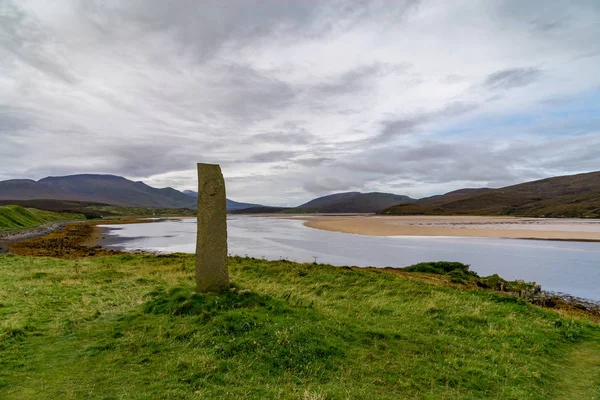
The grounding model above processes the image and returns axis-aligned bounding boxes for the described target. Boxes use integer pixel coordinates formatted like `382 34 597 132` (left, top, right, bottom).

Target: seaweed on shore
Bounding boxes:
8 223 122 258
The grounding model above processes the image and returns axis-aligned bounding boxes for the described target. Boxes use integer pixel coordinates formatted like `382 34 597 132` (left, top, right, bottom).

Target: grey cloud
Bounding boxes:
111 145 195 177
86 0 322 62
249 122 315 145
334 132 600 191
293 157 333 167
376 117 424 141
483 68 542 90
438 101 478 117
495 0 578 31
0 5 78 84
250 132 312 145
0 107 32 132
248 151 299 163
571 51 600 61
99 0 421 63
210 64 297 122
374 101 478 143
20 142 193 178
302 176 357 195
440 74 465 84
313 63 409 97
529 19 564 33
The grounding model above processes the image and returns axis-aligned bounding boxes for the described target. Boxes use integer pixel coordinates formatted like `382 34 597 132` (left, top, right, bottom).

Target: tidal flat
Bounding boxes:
299 215 600 241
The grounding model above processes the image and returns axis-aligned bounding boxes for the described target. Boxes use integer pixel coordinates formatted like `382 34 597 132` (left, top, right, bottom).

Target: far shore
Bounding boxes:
284 215 600 241
93 213 600 242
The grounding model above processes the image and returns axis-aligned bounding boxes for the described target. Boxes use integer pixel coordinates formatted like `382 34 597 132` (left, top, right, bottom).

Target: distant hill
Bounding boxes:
297 192 362 210
182 190 263 211
229 206 293 214
288 192 416 213
0 174 259 212
0 174 196 208
382 171 600 218
416 188 492 206
229 191 415 214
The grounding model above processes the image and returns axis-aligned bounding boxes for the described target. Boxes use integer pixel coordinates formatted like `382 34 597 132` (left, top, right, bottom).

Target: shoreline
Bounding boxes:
0 221 77 254
292 215 600 242
1 218 599 317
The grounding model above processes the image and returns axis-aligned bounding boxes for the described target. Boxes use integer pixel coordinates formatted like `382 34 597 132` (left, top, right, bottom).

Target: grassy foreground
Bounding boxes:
0 205 84 232
1 254 599 399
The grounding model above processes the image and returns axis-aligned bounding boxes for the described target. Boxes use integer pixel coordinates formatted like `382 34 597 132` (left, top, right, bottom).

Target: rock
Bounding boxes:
195 163 229 292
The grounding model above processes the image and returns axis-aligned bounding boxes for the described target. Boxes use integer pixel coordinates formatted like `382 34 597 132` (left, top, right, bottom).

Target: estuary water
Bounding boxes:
100 216 600 300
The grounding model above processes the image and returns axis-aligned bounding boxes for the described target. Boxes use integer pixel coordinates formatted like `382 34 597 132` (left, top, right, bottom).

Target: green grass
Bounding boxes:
0 205 84 232
0 254 598 399
82 205 196 218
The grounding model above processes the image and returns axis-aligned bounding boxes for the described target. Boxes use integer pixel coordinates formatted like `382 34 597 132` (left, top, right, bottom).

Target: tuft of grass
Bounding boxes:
399 261 474 275
0 253 598 399
143 286 280 317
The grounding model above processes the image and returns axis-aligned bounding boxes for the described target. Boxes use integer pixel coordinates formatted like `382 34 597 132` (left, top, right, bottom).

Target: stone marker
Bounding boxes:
196 163 229 292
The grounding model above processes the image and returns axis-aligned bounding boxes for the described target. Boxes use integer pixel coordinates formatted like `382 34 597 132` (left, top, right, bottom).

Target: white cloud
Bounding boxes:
0 0 599 205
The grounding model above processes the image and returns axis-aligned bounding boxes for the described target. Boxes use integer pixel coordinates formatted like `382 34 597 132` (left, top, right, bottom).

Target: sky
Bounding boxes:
1 0 599 206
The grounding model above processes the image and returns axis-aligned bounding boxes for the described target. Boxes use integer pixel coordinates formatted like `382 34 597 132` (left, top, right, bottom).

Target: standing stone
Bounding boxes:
196 163 229 292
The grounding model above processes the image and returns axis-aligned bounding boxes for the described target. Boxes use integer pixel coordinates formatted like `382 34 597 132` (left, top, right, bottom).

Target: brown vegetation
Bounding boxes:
383 171 600 217
9 223 122 258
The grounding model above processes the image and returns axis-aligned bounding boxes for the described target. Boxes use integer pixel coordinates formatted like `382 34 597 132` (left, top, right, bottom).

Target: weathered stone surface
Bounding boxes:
196 163 229 292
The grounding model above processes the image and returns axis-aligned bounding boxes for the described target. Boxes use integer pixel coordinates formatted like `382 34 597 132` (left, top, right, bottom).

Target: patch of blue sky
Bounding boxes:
434 88 600 140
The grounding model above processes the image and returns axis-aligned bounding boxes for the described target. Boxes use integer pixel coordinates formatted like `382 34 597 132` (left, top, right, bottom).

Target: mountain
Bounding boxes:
416 188 492 206
0 174 196 208
289 192 416 213
182 190 263 211
229 206 292 214
382 171 600 218
229 191 415 214
0 174 260 211
297 192 361 210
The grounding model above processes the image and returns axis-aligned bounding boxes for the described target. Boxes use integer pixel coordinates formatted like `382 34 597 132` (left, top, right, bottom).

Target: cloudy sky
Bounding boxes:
1 0 599 205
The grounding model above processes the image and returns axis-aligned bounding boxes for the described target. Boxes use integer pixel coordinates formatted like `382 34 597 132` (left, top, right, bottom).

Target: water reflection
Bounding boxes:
100 216 600 300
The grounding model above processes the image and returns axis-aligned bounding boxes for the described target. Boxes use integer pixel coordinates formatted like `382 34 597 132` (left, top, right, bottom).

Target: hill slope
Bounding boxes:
0 174 260 211
417 188 493 206
297 192 362 210
383 171 600 217
289 192 416 213
0 175 196 208
0 205 84 231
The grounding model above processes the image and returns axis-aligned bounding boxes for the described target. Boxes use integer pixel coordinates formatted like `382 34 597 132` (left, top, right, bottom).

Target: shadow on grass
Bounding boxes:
143 286 286 318
139 285 347 378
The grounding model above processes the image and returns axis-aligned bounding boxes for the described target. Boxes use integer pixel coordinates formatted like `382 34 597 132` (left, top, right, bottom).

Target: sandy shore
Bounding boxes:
293 215 600 241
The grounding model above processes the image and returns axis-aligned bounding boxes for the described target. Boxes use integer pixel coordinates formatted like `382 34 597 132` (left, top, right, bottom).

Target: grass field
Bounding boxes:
0 205 84 232
0 200 196 219
83 205 196 218
1 253 598 399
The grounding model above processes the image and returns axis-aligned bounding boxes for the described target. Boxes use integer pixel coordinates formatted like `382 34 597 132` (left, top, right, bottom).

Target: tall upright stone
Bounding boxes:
196 163 229 292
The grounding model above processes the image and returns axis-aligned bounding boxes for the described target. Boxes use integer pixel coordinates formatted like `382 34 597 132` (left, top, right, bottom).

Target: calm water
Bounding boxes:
100 216 600 300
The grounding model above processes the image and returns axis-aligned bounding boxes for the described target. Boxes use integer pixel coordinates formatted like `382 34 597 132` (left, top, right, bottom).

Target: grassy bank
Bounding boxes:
84 205 196 218
0 205 84 233
1 253 598 399
0 200 196 219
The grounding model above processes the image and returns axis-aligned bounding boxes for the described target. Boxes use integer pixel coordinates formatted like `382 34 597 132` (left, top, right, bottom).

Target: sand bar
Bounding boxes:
290 215 600 241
